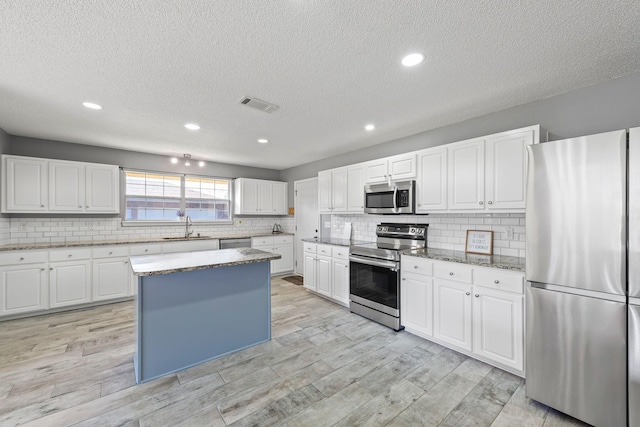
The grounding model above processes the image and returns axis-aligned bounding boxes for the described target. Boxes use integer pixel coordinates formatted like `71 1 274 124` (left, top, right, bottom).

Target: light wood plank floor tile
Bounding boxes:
0 276 592 426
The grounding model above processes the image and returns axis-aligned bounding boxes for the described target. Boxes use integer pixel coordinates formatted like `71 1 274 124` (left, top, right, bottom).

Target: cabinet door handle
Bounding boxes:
402 278 406 281
488 201 493 205
144 249 148 252
109 251 113 255
449 272 454 276
49 268 53 271
475 294 480 297
478 201 484 205
19 257 24 261
40 204 45 208
78 205 82 208
40 268 45 271
125 261 129 264
494 280 500 284
414 265 419 269
68 254 72 258
465 292 470 295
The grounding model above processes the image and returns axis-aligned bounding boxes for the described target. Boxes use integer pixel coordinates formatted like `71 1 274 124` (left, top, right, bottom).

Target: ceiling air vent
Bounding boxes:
239 96 279 113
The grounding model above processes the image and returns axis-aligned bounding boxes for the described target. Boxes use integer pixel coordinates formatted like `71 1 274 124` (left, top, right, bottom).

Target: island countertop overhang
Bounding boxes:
130 247 281 276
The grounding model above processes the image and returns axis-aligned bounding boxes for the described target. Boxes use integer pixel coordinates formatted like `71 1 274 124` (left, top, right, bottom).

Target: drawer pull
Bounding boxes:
19 257 24 261
494 280 500 284
465 292 470 295
449 272 454 276
414 265 419 269
109 251 113 255
475 294 480 297
144 249 148 252
68 254 72 258
402 278 406 281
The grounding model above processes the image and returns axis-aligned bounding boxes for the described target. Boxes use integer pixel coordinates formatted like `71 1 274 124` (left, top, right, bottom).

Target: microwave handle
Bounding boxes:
393 186 398 212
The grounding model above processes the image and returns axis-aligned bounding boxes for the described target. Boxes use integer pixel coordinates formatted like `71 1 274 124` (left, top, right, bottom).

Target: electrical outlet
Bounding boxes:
19 222 27 232
87 222 94 231
506 228 514 240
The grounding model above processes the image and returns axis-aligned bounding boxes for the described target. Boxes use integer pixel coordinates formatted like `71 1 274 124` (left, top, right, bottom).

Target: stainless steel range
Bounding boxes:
349 223 428 331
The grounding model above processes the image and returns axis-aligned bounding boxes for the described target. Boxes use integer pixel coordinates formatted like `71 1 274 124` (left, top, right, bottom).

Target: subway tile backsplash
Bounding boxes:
0 216 294 246
331 213 526 258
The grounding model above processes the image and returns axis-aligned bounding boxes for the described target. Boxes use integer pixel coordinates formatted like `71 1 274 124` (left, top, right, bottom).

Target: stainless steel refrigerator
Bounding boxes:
628 127 640 427
525 129 631 427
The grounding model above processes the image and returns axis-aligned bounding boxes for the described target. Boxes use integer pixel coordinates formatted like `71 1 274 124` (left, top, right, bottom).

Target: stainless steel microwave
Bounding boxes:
364 180 415 214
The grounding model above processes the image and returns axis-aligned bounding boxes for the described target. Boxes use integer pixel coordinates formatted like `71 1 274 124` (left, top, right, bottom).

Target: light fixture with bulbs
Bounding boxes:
184 123 200 130
258 138 268 144
170 154 205 167
365 124 375 131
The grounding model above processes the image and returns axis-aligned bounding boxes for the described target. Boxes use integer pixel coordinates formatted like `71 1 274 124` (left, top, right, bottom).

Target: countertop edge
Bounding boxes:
0 233 294 252
130 248 281 276
402 249 525 273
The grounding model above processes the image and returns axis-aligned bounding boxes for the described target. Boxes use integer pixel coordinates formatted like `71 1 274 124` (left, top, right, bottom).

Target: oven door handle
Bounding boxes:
349 255 398 270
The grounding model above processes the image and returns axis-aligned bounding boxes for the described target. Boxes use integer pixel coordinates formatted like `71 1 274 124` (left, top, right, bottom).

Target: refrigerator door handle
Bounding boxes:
528 281 627 303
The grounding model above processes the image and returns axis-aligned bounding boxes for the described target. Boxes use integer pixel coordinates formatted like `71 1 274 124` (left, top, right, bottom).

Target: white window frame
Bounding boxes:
120 169 233 226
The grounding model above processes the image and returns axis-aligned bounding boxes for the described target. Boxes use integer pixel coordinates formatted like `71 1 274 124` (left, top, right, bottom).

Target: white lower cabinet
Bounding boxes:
251 235 294 275
302 242 350 306
401 255 524 375
433 278 473 351
49 260 91 308
0 262 48 316
92 246 131 301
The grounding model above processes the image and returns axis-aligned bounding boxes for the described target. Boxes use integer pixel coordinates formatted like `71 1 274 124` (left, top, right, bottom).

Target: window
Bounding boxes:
124 170 232 223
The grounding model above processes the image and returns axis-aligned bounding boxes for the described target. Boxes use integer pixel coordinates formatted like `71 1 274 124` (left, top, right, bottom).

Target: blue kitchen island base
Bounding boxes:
133 260 271 384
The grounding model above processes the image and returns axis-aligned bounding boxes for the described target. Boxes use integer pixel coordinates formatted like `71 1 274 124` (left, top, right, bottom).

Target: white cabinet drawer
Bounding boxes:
0 250 48 266
49 248 92 262
273 235 293 244
317 244 332 256
331 246 349 260
401 256 433 276
129 244 162 256
303 242 317 253
473 268 524 294
434 262 472 283
252 236 274 246
92 246 129 259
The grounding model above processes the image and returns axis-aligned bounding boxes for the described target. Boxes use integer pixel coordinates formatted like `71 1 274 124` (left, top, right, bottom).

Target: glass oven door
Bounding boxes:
349 255 399 316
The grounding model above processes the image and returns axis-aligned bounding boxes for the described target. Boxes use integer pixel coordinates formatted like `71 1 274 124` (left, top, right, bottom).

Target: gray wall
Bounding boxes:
9 136 281 180
0 127 9 154
280 71 640 201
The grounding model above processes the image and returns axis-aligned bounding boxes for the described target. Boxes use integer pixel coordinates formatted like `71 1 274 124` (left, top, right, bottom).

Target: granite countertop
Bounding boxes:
130 247 281 276
301 237 374 247
402 247 526 272
0 232 294 252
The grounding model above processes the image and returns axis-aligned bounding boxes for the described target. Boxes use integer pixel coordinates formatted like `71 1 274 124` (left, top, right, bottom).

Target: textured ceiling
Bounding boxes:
1 1 640 170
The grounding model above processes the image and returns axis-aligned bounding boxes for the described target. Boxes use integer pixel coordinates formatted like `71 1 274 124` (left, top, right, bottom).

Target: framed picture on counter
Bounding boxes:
465 230 493 255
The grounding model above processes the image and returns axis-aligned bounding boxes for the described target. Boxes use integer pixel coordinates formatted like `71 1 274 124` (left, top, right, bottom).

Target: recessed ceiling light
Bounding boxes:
401 53 425 67
365 124 375 131
185 123 200 130
258 139 268 144
170 157 178 164
82 102 102 110
198 161 205 167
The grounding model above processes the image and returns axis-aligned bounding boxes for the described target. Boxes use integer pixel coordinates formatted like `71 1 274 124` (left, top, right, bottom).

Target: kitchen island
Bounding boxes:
129 247 280 384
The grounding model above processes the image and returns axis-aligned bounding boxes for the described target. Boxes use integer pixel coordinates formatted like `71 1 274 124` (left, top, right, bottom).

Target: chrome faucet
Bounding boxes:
185 215 193 238
272 223 282 233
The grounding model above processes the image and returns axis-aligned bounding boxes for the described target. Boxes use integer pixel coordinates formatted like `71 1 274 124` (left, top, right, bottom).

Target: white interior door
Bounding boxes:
294 178 319 275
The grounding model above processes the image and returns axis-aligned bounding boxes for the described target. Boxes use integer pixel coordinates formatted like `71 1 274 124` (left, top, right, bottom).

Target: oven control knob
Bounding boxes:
409 227 416 234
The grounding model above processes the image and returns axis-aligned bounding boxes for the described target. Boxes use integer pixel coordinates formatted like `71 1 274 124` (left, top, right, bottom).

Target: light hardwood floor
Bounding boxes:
0 276 589 426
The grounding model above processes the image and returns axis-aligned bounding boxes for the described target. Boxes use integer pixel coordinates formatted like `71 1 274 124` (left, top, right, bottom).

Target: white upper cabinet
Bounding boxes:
448 138 486 210
447 125 539 212
234 178 287 215
3 156 48 212
2 155 119 214
346 164 365 213
485 129 534 210
318 165 363 214
416 146 447 212
85 164 119 213
365 153 417 183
